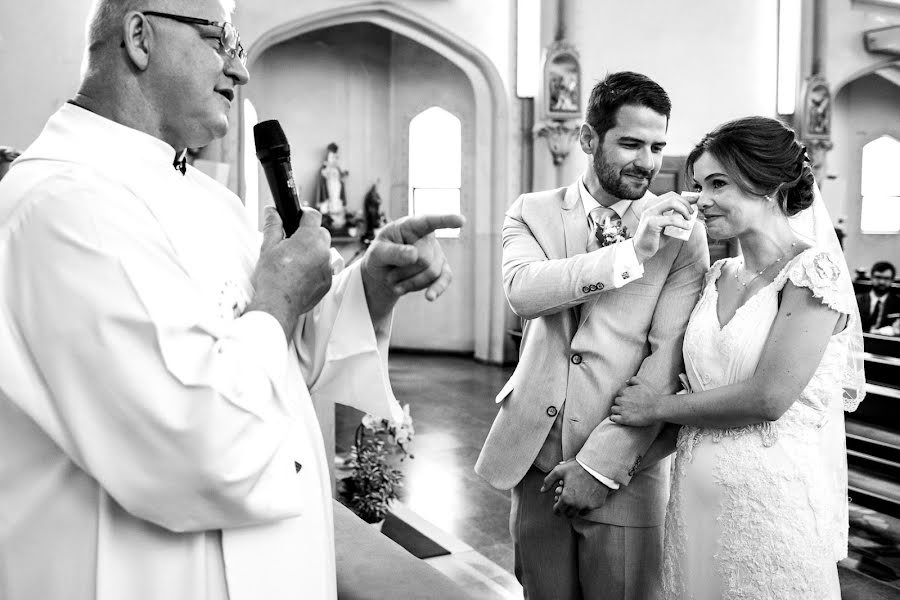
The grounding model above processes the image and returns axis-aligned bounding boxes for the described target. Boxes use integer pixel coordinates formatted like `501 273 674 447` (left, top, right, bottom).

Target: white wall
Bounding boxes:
0 0 93 150
824 0 900 90
535 0 780 190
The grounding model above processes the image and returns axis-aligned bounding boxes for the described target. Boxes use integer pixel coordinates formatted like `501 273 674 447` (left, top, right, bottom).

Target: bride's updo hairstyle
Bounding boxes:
686 116 815 216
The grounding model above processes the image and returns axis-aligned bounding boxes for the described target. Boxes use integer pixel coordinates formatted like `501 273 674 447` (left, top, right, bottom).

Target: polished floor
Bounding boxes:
336 352 900 599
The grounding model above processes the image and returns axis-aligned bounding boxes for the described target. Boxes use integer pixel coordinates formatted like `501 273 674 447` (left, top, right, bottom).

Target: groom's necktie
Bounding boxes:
586 206 615 252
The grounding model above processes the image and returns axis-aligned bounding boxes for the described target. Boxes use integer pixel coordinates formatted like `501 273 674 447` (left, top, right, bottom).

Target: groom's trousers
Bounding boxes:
511 467 663 600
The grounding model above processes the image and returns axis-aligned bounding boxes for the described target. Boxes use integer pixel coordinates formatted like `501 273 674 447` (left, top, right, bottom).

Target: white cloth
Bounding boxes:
662 249 855 599
0 104 400 600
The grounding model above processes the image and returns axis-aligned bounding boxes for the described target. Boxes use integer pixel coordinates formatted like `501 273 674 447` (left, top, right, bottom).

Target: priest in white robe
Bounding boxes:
0 1 463 599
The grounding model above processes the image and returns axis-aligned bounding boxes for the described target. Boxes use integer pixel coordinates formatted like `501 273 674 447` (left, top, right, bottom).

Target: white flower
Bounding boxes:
361 413 380 432
811 252 840 284
359 404 414 453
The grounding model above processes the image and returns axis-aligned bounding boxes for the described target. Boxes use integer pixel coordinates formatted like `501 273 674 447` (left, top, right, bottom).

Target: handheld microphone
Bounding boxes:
254 119 302 236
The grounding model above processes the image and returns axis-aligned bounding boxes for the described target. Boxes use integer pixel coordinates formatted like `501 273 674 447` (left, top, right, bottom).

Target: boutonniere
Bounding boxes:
597 215 630 248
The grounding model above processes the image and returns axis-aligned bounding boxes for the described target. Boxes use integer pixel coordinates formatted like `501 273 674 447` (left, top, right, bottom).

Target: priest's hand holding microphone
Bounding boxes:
250 120 464 340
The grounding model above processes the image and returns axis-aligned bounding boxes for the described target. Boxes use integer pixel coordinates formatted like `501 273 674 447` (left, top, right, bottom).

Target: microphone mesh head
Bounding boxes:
253 119 288 152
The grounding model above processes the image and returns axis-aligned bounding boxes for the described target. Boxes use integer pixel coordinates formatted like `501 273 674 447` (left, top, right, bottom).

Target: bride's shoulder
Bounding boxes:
783 245 843 281
779 246 854 312
704 257 732 285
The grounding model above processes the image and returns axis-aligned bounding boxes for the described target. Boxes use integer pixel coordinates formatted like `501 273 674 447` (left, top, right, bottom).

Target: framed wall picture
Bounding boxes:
542 41 582 121
799 75 831 140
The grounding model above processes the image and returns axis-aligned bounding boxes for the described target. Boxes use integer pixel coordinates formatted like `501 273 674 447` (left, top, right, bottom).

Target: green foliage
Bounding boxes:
338 432 403 524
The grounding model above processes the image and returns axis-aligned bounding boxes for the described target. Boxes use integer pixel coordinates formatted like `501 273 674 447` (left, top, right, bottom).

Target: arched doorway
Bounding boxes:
831 62 900 273
237 2 511 364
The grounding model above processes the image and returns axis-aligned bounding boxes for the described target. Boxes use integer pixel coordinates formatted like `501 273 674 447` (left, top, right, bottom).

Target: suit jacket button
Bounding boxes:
596 282 604 290
582 285 590 293
588 284 597 291
546 406 558 417
571 354 582 365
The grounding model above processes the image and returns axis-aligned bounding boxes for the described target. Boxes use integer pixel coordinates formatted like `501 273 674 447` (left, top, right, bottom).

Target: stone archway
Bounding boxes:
830 61 900 272
238 1 511 364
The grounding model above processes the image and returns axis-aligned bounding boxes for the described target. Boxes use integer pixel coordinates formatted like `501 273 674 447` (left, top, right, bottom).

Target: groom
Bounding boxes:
475 71 709 599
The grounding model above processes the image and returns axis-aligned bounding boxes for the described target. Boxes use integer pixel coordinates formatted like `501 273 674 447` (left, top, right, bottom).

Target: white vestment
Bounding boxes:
0 104 400 600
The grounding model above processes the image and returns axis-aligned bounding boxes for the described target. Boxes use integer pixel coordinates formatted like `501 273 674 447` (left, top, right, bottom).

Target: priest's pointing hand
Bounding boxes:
361 214 466 322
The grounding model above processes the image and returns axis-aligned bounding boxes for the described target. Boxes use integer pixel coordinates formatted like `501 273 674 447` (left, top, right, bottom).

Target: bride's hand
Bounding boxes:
610 378 662 426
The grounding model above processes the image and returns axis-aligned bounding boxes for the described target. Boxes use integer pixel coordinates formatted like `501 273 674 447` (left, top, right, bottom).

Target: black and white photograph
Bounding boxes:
1 0 899 599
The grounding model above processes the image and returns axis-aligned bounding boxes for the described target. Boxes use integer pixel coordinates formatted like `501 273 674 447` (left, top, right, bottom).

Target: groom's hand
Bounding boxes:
540 459 611 518
632 192 696 263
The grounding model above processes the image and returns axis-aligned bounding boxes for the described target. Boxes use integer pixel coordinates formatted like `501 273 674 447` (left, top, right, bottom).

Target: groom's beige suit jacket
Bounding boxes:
475 182 709 527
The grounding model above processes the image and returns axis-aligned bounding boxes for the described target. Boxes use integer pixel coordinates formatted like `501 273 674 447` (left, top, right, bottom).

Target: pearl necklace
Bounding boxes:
734 242 798 288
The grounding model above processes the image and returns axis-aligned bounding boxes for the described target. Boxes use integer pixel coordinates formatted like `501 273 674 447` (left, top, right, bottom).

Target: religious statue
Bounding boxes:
363 182 387 241
316 142 349 231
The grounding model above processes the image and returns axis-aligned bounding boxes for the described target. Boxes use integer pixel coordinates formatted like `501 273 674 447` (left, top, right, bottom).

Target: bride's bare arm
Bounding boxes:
610 282 844 428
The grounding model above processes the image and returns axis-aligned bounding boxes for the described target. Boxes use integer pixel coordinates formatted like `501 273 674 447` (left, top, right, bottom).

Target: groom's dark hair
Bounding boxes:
585 71 671 144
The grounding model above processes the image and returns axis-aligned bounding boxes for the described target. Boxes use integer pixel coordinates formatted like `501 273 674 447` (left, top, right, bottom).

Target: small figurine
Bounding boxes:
317 142 349 231
363 182 387 241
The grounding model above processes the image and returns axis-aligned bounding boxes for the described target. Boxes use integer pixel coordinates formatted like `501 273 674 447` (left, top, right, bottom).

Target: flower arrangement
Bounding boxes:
597 215 630 248
338 405 414 524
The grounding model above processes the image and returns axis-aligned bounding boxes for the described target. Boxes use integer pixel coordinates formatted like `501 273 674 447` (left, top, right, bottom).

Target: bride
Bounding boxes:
610 116 865 599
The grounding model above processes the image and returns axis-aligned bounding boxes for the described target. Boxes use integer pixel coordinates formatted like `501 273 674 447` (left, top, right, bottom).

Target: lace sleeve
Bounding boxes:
783 249 855 316
705 258 727 288
777 247 865 412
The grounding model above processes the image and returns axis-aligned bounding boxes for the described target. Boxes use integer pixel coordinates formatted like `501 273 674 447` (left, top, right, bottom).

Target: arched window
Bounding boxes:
860 135 900 234
408 107 461 238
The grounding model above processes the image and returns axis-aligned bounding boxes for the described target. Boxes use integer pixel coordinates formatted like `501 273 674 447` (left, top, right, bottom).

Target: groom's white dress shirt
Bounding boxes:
0 104 400 600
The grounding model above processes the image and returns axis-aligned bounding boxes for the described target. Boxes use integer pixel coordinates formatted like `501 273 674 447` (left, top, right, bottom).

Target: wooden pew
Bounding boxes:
847 418 900 519
846 349 900 518
864 352 900 388
864 333 900 359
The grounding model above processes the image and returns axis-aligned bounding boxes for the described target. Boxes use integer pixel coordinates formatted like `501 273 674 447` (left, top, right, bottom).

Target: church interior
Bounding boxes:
3 0 900 598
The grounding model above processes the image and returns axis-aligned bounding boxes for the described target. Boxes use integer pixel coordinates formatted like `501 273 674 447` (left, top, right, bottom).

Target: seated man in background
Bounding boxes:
857 260 900 336
0 1 462 599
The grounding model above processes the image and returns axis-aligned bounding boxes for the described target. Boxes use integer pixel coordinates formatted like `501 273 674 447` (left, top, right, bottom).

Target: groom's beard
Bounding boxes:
594 151 653 200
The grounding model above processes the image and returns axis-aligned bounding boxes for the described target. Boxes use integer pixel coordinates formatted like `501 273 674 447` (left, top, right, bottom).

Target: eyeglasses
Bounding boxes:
141 11 247 66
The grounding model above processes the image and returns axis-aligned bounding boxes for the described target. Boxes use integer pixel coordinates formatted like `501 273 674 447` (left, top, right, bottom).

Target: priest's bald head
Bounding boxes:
76 0 248 151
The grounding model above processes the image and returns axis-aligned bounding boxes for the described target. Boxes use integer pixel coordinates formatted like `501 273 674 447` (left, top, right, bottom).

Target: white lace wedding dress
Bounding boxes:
662 247 855 600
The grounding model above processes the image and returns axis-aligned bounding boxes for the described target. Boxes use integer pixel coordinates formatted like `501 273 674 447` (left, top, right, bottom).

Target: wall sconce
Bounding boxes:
777 0 802 115
533 121 580 166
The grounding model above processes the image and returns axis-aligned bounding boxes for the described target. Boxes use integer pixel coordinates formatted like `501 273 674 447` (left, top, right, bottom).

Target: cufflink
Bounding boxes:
295 461 303 473
621 271 630 279
627 455 643 477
